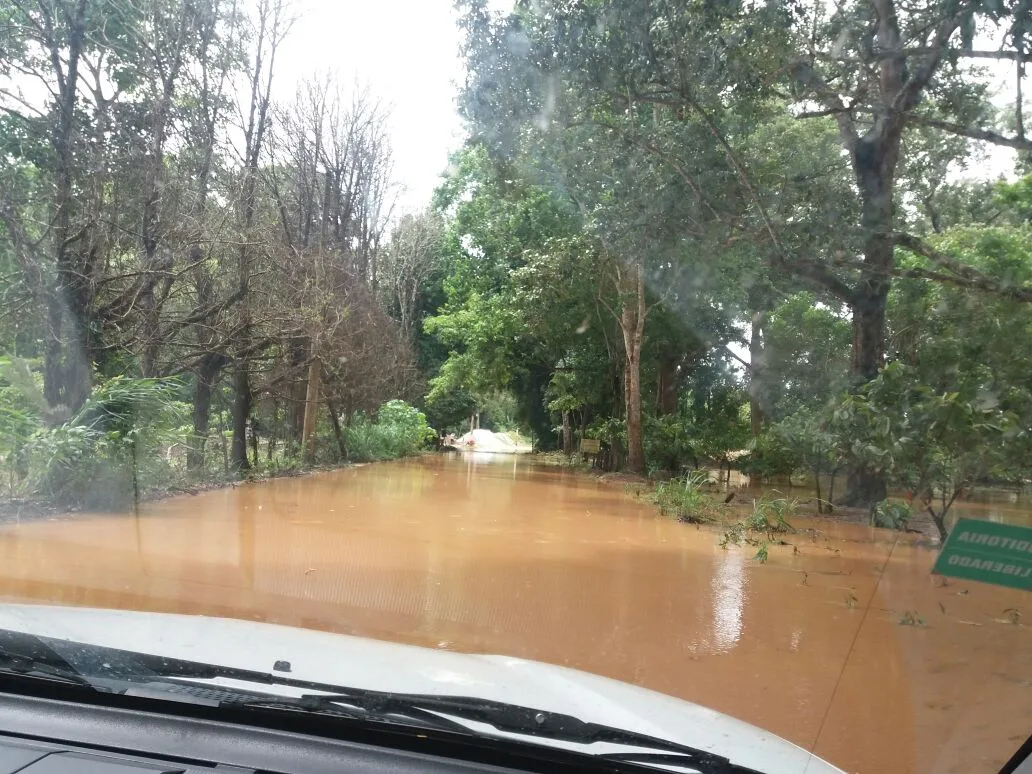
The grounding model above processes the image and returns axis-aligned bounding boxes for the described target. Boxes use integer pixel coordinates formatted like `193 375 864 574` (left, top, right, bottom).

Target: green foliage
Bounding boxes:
764 408 846 510
424 385 478 436
680 369 752 466
423 148 593 446
0 359 41 480
760 293 852 420
719 497 796 563
774 411 840 473
829 362 1021 540
648 471 721 524
643 414 694 474
872 500 912 531
343 400 435 463
21 376 187 508
745 498 798 542
740 428 800 479
479 392 520 433
642 363 752 474
2 0 1031 518
585 415 626 466
249 452 303 479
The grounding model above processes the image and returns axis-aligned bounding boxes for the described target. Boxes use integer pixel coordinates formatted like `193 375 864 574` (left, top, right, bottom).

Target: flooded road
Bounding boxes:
0 454 1029 773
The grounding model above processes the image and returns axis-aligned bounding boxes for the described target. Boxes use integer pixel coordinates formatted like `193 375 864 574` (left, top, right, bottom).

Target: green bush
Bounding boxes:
343 400 435 462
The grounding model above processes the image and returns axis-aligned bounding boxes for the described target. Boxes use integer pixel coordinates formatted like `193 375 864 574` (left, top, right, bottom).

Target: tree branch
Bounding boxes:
789 61 859 145
895 1 975 113
795 106 853 120
894 232 1032 302
899 47 1027 61
907 114 1032 151
686 94 858 304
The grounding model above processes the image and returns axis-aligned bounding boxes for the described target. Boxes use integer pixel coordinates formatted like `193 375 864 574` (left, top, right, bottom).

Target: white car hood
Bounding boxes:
0 604 842 774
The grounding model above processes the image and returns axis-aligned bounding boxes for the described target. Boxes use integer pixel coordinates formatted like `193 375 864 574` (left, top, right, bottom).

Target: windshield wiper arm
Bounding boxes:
0 632 102 692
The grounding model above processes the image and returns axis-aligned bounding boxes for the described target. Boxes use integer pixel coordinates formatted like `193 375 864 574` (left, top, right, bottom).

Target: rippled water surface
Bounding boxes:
0 453 1029 773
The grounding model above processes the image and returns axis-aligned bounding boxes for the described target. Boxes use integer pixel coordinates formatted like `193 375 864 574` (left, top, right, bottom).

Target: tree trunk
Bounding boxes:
249 417 260 468
42 0 92 415
850 286 889 382
187 354 223 473
137 53 182 378
618 259 647 476
327 401 347 459
43 292 91 415
562 411 572 454
624 353 644 475
301 357 321 463
286 337 307 451
842 140 894 507
657 357 678 415
748 310 766 437
231 362 251 473
216 395 229 475
841 285 890 506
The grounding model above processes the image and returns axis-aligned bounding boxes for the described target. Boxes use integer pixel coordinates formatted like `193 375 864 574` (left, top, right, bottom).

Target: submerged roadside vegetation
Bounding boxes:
0 358 435 512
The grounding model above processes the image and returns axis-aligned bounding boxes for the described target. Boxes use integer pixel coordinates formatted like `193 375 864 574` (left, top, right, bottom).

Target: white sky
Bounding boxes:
274 0 469 215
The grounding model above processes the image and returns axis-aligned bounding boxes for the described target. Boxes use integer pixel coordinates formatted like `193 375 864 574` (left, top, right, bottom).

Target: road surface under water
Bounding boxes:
0 453 1029 774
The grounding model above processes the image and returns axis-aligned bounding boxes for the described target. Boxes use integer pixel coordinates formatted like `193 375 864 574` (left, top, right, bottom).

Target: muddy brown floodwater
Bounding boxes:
0 454 1029 773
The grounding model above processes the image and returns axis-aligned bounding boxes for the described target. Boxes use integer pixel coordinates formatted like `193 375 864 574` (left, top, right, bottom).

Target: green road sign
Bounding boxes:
933 518 1032 592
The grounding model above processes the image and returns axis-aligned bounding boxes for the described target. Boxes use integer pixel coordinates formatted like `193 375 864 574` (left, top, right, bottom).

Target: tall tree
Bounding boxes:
229 0 289 472
456 0 1032 500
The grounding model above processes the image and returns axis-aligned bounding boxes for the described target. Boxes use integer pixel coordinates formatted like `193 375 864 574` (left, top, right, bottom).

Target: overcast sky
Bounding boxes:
274 0 469 215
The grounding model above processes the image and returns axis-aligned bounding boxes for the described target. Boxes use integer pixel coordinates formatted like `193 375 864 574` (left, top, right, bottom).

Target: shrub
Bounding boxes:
343 400 434 462
649 471 721 523
644 414 695 473
739 428 800 480
719 497 797 563
746 497 798 540
23 376 187 508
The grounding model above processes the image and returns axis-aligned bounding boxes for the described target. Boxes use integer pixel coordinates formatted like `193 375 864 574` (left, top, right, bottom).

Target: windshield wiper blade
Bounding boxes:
227 690 763 774
1 633 762 774
223 692 476 736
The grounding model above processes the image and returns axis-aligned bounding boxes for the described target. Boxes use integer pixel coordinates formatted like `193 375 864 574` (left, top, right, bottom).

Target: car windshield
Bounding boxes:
0 1 1030 773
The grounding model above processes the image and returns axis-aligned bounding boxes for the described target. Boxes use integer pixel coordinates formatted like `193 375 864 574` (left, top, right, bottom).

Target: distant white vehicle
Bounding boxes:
454 429 532 454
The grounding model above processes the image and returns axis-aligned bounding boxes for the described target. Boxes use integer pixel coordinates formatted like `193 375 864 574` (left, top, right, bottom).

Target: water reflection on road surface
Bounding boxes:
0 453 1029 774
